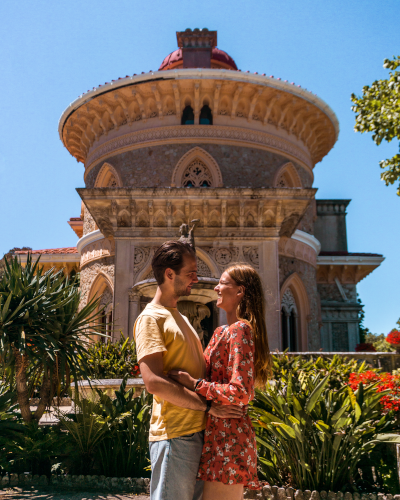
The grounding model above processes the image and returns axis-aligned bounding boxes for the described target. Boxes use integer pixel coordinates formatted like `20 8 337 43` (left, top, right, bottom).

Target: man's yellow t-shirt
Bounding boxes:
134 303 206 442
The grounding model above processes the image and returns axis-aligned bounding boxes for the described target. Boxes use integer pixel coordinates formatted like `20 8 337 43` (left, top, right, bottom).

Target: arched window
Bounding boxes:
181 105 194 125
200 105 213 125
281 288 298 351
182 159 213 187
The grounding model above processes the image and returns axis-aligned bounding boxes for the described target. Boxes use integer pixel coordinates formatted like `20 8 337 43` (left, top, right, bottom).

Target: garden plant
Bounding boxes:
0 255 104 423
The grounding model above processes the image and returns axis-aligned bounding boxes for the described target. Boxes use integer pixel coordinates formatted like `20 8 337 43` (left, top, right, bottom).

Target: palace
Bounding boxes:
17 28 384 351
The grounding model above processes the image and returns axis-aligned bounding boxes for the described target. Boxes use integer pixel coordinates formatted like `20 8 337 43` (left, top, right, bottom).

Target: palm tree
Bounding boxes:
0 254 104 423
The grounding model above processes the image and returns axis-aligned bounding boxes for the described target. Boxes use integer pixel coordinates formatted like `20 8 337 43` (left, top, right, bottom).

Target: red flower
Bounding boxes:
355 343 377 352
349 371 400 413
386 330 400 345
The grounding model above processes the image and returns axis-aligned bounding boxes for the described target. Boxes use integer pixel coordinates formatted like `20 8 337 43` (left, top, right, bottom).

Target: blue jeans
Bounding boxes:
149 431 204 500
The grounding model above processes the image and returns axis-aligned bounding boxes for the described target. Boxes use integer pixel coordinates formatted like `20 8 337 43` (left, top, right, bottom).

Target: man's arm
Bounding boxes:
139 353 245 418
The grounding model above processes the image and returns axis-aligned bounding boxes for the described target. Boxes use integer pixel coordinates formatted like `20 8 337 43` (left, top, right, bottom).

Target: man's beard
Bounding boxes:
173 276 192 297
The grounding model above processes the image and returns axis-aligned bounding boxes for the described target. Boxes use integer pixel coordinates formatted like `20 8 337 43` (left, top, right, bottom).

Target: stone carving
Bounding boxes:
182 159 213 188
85 125 312 177
281 288 297 314
207 247 239 270
81 238 114 266
178 219 200 249
197 258 212 277
133 247 151 273
177 301 211 345
79 257 115 307
83 205 96 235
144 268 155 280
99 287 113 312
243 246 259 268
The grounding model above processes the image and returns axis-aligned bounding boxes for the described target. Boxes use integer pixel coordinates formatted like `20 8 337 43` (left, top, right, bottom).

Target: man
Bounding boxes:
134 241 244 500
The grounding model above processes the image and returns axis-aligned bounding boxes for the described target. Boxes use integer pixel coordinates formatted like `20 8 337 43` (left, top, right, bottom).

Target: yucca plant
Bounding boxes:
0 254 105 423
249 372 392 490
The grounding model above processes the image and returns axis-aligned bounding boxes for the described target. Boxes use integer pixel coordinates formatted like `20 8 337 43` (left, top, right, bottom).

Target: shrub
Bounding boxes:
249 372 392 490
386 329 400 346
355 343 377 352
349 371 400 413
271 353 374 390
82 334 140 380
57 374 152 477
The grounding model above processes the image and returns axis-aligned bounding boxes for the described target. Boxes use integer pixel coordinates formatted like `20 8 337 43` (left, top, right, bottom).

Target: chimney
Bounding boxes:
176 28 217 69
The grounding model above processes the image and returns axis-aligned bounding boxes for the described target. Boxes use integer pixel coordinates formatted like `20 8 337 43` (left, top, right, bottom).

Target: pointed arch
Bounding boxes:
95 162 122 188
273 162 302 188
154 209 167 227
87 272 114 342
171 147 223 187
280 272 310 351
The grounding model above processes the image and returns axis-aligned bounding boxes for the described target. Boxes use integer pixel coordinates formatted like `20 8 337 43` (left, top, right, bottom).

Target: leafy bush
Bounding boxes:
365 332 395 352
57 374 152 477
249 372 392 490
82 334 140 380
271 353 374 390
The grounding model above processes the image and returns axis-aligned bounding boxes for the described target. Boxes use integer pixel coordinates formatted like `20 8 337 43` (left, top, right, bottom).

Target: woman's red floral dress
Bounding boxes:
195 321 259 488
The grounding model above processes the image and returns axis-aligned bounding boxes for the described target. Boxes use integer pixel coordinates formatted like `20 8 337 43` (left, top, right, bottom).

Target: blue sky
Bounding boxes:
0 0 399 334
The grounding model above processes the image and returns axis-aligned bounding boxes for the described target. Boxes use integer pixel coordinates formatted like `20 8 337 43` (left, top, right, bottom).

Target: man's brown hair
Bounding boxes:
151 241 196 285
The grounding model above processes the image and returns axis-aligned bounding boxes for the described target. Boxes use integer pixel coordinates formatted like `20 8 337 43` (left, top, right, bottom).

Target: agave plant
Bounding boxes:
249 372 392 490
0 254 105 423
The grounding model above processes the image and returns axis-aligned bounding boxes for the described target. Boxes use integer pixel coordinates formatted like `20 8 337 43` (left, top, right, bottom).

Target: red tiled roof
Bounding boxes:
319 251 383 257
15 247 78 255
159 47 238 71
69 217 82 221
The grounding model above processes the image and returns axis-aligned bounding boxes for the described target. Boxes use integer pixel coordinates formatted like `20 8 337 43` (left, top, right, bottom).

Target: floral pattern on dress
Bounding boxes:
195 321 259 488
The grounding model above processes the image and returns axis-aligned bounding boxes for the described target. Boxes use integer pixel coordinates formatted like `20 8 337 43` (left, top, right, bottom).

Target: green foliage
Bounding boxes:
1 423 64 476
351 56 400 195
249 372 392 490
356 442 399 493
364 332 395 353
82 334 140 380
0 254 105 422
57 374 152 477
271 352 373 390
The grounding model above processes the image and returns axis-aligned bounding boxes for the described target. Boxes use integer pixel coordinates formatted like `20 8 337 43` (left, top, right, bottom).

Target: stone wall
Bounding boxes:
279 256 320 350
80 256 115 306
85 143 312 189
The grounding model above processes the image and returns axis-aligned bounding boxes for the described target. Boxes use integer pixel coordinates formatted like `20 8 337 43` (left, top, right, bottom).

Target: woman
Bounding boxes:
169 263 271 500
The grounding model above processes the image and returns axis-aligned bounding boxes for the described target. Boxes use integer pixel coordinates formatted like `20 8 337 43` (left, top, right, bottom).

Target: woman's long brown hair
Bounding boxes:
225 263 272 387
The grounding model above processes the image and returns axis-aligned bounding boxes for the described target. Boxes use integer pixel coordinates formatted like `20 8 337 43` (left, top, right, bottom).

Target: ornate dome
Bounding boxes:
159 47 238 71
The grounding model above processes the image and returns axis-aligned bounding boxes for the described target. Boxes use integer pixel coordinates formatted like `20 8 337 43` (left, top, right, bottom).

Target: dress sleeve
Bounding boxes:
195 322 255 406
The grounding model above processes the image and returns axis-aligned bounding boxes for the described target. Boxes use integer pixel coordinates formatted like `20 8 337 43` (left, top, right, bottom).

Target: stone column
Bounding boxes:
113 239 135 340
259 239 281 351
128 292 141 340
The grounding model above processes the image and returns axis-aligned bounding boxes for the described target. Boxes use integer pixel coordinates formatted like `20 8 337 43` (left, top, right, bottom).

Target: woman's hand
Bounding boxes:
168 369 197 391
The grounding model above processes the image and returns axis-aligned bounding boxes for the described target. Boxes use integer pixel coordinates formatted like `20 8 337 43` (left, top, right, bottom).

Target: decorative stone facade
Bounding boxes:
85 144 312 190
15 28 381 352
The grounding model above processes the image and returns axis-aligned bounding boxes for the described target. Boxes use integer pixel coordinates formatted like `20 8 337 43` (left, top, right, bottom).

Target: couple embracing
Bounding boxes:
134 241 271 500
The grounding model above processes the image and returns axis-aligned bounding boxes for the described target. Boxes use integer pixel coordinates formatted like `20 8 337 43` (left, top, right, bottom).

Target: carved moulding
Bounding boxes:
84 125 312 181
278 236 317 268
243 246 260 268
80 237 115 266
